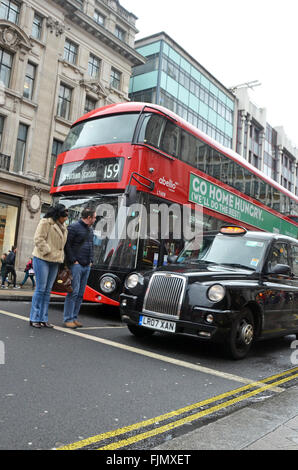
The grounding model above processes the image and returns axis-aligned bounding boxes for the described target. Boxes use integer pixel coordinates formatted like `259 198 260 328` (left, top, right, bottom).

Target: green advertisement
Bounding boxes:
189 173 298 238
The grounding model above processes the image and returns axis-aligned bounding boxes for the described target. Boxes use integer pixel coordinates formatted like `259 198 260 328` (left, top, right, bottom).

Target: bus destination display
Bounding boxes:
54 157 124 186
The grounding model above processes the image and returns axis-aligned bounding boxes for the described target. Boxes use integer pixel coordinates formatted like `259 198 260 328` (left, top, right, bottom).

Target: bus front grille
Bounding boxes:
142 273 186 319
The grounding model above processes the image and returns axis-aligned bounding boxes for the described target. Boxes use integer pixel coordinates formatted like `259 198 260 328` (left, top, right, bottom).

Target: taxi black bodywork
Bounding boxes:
120 227 298 359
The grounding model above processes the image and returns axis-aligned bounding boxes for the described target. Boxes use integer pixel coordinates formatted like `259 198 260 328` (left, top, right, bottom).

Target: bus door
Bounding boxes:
136 194 186 271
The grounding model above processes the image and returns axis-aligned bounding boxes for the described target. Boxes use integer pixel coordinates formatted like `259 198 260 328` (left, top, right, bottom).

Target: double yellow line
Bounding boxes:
57 366 298 451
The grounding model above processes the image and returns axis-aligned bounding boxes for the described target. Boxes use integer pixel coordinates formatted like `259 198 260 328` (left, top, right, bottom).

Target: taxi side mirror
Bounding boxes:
268 264 291 276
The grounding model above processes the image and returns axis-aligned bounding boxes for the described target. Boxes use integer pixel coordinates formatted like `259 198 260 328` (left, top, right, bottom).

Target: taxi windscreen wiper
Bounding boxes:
189 260 217 265
219 263 255 271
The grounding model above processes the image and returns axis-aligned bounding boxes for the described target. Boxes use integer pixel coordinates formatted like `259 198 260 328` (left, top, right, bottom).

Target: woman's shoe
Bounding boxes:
30 321 41 328
40 322 54 328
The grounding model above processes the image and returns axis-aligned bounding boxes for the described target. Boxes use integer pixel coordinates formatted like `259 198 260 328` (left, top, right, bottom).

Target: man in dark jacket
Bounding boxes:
2 246 19 289
63 208 96 328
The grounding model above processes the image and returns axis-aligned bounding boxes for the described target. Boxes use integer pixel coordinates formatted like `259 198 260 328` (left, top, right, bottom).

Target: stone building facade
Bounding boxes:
0 0 144 271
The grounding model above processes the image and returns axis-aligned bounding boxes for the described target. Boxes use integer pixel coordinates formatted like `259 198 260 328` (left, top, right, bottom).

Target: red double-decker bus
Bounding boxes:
50 102 298 307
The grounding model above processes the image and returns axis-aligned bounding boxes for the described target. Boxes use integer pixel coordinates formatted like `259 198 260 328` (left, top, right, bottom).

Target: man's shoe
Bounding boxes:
74 320 83 327
30 321 41 328
63 322 77 329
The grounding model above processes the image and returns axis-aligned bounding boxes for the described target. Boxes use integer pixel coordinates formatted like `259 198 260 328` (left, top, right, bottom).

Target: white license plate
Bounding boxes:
139 315 176 333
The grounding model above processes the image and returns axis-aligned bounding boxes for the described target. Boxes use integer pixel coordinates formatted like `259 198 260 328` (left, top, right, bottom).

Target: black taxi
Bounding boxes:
120 226 298 359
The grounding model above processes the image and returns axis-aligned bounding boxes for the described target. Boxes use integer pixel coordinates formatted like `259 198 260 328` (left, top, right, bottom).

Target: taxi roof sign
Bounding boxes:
220 226 247 235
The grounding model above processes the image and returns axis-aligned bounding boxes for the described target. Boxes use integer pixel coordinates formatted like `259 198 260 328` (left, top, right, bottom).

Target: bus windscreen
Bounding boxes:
61 113 139 152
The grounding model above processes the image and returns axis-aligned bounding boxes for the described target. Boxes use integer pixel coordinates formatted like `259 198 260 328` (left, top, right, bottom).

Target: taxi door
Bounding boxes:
289 243 298 332
262 242 295 334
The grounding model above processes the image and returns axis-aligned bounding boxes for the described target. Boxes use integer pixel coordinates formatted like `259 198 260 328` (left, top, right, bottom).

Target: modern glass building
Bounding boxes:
129 32 236 149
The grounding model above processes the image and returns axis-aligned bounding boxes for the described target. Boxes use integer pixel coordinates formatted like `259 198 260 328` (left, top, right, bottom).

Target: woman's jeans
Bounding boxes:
30 257 59 323
63 263 90 323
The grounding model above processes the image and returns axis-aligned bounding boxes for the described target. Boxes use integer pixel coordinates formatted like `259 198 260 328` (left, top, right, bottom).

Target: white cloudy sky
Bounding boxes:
121 0 297 146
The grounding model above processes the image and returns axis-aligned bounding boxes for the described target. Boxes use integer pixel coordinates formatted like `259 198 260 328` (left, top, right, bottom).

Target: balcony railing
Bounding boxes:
0 153 10 171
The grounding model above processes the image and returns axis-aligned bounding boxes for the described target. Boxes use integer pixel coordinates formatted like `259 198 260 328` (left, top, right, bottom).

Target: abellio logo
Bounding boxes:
159 177 178 191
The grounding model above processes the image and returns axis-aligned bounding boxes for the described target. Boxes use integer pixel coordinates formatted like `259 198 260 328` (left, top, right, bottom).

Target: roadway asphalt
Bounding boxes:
1 284 298 451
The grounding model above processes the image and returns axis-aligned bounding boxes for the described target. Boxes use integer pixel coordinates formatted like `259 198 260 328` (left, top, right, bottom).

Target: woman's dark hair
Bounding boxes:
44 204 68 221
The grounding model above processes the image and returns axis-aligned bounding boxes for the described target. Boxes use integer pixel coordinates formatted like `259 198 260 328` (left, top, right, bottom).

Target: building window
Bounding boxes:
94 10 105 26
0 115 4 148
110 68 121 90
0 0 20 24
64 39 78 65
49 139 63 183
23 62 36 100
57 84 72 120
84 96 97 114
76 0 84 9
0 48 12 88
115 25 126 42
13 123 28 172
32 13 43 40
88 54 100 79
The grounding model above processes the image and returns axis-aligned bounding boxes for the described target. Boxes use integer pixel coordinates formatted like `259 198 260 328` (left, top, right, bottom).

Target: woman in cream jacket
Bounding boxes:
29 204 68 328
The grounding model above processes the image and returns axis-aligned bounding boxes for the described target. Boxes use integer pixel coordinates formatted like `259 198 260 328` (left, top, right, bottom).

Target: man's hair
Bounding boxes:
81 207 95 219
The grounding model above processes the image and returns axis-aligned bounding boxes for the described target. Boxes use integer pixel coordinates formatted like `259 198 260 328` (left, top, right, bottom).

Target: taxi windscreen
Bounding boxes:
177 234 269 270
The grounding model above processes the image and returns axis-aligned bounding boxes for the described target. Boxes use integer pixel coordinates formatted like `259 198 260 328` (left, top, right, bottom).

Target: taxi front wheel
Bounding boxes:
127 324 155 337
226 308 255 360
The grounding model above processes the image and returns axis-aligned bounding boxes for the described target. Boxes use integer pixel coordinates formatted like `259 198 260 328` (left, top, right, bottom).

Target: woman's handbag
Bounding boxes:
52 265 73 293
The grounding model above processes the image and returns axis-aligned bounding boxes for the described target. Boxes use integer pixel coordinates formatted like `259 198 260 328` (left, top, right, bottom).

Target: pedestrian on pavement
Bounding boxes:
29 204 68 328
20 258 35 289
1 253 7 288
1 246 19 289
63 207 96 328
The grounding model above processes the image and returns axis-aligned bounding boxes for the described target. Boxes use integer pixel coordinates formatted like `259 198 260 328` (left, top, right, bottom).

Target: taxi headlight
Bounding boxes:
207 284 225 302
125 273 142 290
99 275 117 293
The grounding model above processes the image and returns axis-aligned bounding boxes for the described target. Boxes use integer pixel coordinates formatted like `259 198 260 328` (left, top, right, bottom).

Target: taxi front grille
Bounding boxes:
142 273 186 318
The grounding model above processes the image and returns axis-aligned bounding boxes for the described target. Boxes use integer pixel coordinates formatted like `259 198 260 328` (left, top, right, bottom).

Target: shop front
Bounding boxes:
0 193 21 255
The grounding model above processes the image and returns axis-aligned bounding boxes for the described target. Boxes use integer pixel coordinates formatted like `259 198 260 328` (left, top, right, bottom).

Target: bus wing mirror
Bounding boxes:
124 185 137 206
124 172 154 206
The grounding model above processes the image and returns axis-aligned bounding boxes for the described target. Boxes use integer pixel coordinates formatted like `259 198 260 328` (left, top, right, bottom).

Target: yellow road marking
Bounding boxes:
57 367 298 450
98 371 298 450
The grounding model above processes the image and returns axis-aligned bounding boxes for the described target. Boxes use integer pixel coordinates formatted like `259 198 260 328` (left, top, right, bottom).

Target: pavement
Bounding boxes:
1 284 298 451
0 284 63 302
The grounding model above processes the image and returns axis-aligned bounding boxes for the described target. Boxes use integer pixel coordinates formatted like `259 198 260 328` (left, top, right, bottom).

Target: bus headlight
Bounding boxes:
125 273 142 290
207 284 225 302
99 275 117 294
